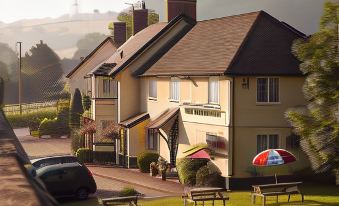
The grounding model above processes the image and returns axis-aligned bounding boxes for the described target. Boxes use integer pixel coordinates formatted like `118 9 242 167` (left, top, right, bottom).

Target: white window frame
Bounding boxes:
256 77 280 104
208 76 220 104
147 130 158 151
257 134 279 153
169 77 180 102
148 78 157 100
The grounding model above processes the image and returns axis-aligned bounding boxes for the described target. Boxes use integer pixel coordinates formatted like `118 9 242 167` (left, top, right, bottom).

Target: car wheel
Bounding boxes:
76 188 89 200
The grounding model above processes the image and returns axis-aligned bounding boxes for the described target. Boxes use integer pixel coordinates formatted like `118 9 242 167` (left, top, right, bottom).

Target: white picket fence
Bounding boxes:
3 101 58 115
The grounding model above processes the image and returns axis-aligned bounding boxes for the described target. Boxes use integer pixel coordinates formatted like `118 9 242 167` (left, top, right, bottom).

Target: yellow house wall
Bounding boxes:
128 119 150 157
232 76 308 177
68 41 116 94
141 76 231 176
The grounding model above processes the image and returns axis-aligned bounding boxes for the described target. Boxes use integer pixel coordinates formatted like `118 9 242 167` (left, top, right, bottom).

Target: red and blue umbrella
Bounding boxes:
252 149 296 183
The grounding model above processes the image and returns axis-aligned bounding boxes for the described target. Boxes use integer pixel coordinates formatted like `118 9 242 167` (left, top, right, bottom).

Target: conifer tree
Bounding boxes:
69 88 84 128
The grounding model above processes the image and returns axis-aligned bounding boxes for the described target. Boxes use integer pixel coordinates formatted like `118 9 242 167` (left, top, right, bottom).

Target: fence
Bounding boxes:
3 101 58 115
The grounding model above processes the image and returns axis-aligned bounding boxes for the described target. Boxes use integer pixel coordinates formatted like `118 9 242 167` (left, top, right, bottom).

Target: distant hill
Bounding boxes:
0 12 118 59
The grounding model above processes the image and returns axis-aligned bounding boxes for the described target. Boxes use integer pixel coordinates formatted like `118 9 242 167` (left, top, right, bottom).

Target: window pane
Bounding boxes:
257 78 268 102
170 78 179 101
269 78 279 102
209 78 219 103
149 79 157 98
257 135 267 153
269 135 278 149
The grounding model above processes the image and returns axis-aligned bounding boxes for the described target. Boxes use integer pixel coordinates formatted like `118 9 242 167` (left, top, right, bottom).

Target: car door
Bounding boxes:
60 167 78 195
40 169 64 196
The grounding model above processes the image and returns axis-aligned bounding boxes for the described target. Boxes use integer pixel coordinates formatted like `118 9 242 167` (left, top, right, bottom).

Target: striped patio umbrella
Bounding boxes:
252 149 296 183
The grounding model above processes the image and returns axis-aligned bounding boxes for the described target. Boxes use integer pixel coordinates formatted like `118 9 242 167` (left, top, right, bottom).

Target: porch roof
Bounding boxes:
147 107 180 129
120 113 150 128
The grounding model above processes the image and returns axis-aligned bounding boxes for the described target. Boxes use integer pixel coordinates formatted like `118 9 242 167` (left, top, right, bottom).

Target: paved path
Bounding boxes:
88 165 185 196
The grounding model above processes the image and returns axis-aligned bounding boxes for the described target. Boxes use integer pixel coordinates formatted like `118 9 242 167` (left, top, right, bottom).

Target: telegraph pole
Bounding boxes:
16 42 22 115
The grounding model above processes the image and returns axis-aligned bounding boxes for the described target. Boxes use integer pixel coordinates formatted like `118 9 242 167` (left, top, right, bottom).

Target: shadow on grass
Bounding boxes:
301 183 339 196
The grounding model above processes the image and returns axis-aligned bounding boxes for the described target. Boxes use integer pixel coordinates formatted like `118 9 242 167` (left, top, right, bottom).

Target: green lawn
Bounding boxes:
61 183 339 206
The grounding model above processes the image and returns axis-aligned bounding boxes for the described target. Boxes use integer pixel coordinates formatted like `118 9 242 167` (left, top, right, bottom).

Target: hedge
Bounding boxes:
93 151 115 164
196 161 223 187
176 158 209 186
119 187 140 197
6 109 57 130
137 152 159 173
38 118 70 136
76 148 93 163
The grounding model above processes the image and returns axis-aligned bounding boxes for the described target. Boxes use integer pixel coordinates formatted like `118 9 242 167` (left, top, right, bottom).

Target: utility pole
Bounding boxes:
16 42 22 115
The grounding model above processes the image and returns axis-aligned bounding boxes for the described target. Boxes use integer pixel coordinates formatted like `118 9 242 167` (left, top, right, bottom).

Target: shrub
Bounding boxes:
93 151 115 164
196 161 223 187
38 117 70 136
6 109 57 130
69 88 84 128
76 148 93 163
176 158 209 186
82 95 91 111
71 129 83 154
137 152 159 173
119 187 140 197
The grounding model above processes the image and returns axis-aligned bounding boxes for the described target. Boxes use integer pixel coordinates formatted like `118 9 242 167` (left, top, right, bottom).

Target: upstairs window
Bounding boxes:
208 77 219 104
169 77 180 102
257 77 279 103
257 134 279 153
149 78 157 99
103 78 111 97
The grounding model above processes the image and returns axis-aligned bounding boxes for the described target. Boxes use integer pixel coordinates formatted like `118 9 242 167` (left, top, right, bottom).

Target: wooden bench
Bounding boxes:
251 182 304 206
100 196 139 206
182 187 229 206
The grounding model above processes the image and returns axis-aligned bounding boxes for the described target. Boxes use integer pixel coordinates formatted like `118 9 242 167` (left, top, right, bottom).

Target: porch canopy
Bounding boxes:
120 113 150 128
147 107 180 130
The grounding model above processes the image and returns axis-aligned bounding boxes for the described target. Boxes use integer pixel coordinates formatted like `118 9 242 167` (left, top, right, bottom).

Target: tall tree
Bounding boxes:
73 33 108 60
108 9 159 39
286 2 339 174
69 88 84 128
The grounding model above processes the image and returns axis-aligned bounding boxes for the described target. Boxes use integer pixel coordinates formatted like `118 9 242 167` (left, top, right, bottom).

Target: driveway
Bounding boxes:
15 128 71 159
15 128 180 199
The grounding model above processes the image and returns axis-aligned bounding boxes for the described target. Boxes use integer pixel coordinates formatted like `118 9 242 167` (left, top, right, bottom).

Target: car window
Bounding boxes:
41 169 63 181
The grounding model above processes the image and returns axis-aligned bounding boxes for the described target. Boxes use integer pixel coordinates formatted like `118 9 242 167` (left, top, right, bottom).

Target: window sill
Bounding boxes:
169 99 179 103
256 102 281 106
148 97 157 101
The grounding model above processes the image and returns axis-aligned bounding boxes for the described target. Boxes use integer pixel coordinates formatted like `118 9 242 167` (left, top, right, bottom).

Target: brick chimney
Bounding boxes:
133 2 148 35
165 0 197 22
113 22 127 44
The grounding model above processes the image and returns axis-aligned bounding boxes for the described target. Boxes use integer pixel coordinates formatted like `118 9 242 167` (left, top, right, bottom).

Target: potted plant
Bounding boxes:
158 157 167 181
150 162 158 177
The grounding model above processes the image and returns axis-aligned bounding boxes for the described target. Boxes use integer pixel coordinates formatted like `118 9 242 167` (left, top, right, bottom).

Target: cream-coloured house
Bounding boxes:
69 0 310 180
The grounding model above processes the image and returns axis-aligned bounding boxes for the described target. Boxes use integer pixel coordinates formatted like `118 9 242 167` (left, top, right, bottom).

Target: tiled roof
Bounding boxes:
147 107 180 129
92 63 117 76
142 11 305 76
66 37 118 78
93 23 167 76
120 113 150 128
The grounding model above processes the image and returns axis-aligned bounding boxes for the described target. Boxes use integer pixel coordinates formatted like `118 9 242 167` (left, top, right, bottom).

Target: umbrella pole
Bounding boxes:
275 173 277 184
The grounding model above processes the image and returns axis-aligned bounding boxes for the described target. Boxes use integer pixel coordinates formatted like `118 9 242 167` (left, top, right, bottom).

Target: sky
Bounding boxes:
0 0 139 23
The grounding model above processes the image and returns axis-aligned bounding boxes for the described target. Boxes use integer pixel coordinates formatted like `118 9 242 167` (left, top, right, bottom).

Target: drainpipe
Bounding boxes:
127 129 130 168
229 77 235 176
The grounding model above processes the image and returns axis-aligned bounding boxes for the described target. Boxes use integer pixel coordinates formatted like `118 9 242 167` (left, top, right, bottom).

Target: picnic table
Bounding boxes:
182 187 229 206
251 182 304 206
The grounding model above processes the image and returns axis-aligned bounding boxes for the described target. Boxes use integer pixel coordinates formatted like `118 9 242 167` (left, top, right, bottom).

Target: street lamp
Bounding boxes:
16 42 22 115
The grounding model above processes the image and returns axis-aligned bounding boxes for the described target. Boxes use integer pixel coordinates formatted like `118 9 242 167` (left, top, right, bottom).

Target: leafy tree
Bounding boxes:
286 2 339 174
73 33 107 60
0 61 9 81
69 88 84 128
108 9 159 39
